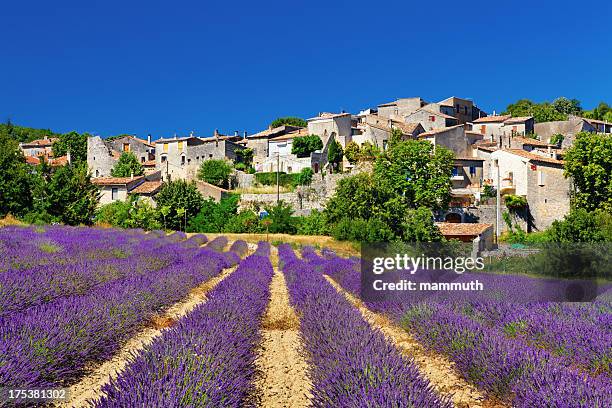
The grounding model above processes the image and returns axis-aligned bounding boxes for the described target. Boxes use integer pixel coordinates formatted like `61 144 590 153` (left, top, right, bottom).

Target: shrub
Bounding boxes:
264 201 297 234
331 217 395 243
295 168 314 186
504 194 528 211
197 159 232 188
296 209 327 235
255 172 297 187
548 209 612 242
327 138 343 172
344 141 361 164
402 207 443 242
155 180 204 231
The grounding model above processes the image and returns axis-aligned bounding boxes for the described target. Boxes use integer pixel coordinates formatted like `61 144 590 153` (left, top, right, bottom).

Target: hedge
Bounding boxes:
255 172 298 187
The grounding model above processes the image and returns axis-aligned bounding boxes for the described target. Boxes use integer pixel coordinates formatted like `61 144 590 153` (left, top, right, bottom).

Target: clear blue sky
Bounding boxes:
1 0 610 140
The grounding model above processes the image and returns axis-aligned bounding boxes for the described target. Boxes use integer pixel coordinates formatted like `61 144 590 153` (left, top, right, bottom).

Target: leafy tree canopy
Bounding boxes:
564 132 612 212
327 137 343 172
197 159 233 188
155 180 204 230
0 119 59 143
0 132 34 217
270 117 307 128
292 135 323 158
53 131 88 163
111 152 144 177
344 141 361 165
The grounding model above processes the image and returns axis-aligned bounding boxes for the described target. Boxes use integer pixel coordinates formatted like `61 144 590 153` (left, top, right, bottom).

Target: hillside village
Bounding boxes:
12 95 612 245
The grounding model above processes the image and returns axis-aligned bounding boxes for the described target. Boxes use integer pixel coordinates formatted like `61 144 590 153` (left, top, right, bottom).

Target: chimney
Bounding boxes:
243 131 247 139
190 130 194 137
214 129 219 138
147 134 152 144
234 130 239 137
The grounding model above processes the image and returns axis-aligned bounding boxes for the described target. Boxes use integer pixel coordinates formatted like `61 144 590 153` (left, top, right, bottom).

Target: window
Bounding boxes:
288 166 292 173
480 125 486 135
452 167 460 176
464 106 468 115
538 170 545 186
163 143 168 153
178 141 184 150
123 143 130 152
141 157 145 163
383 140 388 150
469 166 477 176
95 169 99 177
111 188 118 201
161 156 167 163
181 155 186 166
209 154 213 158
188 158 191 164
429 115 436 122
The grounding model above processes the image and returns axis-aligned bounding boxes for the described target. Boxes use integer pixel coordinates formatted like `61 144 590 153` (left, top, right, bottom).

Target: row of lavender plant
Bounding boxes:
317 249 612 407
279 244 452 407
0 228 207 316
0 241 235 389
94 245 274 407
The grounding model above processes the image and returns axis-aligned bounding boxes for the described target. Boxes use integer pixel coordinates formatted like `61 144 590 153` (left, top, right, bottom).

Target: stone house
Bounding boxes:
470 115 535 143
353 115 425 150
585 118 612 134
245 125 303 166
307 112 352 148
19 136 58 158
435 222 495 252
92 176 145 206
87 135 156 178
377 97 427 119
488 149 570 230
156 135 244 182
534 117 597 147
404 108 459 131
260 128 318 174
438 96 486 124
418 125 472 157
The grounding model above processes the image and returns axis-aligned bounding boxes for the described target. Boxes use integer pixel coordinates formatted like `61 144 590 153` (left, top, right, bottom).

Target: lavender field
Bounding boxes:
0 225 610 407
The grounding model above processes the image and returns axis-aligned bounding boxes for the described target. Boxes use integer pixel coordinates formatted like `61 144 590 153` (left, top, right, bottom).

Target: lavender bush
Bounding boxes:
94 245 274 407
279 244 451 407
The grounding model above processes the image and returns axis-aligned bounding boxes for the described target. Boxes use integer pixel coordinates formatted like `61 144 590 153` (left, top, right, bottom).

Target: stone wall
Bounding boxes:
87 136 117 178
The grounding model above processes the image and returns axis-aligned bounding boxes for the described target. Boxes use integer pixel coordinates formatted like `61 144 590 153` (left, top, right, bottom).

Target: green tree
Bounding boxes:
0 119 59 143
45 163 99 225
552 97 582 115
296 209 328 235
327 137 343 173
548 209 612 242
292 135 323 158
374 139 454 211
270 117 307 128
389 128 403 148
111 152 144 177
359 141 381 161
155 180 204 230
402 207 443 242
53 131 88 163
235 148 254 170
197 159 232 188
0 133 34 217
344 141 361 164
564 132 612 212
532 103 567 123
550 134 564 146
188 194 241 233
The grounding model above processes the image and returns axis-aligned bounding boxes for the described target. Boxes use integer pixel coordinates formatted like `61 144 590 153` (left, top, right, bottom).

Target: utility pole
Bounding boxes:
494 158 501 241
276 152 280 204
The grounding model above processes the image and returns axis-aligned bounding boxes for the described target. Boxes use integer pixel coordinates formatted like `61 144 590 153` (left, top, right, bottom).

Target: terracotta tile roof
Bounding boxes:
50 156 68 166
248 125 301 139
364 115 423 135
473 115 511 123
129 180 162 195
92 176 145 186
504 116 533 124
143 160 156 167
454 156 484 161
419 124 464 137
25 156 41 165
270 128 310 141
308 112 351 121
513 136 550 147
436 222 493 236
475 145 498 152
501 149 564 165
20 137 58 147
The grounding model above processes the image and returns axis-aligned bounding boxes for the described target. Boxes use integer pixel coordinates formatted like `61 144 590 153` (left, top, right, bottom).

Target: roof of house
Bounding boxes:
465 131 485 137
475 145 498 152
454 156 484 161
269 128 310 142
24 154 68 167
129 180 162 195
504 116 533 125
499 149 564 165
307 112 351 121
512 136 551 147
436 222 493 236
143 160 156 167
20 137 58 147
113 135 156 147
364 115 423 135
92 176 145 186
419 124 464 137
583 117 612 126
25 156 41 165
248 125 303 139
473 115 512 123
409 108 457 120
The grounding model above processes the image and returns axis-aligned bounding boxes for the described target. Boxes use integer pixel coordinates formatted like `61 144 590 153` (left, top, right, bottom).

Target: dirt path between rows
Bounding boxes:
326 276 507 408
254 264 311 408
60 264 239 408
